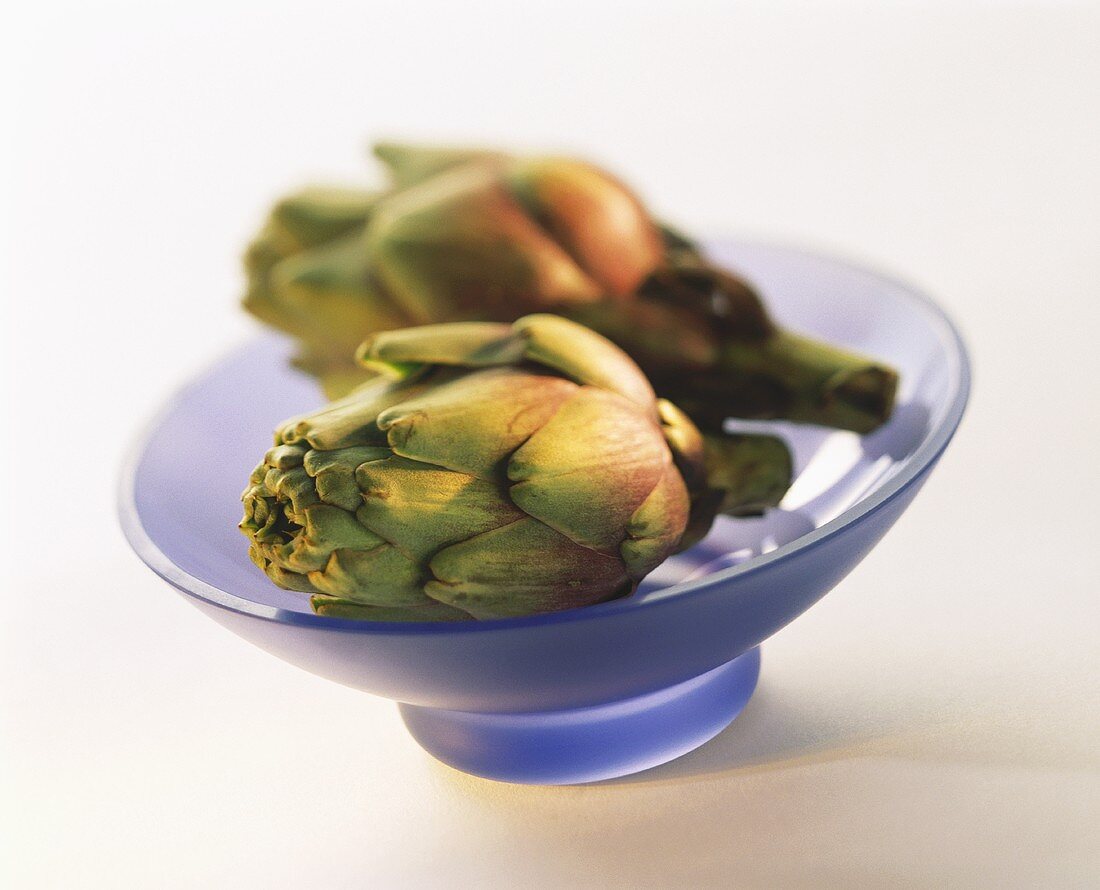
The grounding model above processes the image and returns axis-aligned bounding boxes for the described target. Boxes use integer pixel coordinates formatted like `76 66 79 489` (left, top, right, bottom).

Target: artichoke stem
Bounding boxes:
704 433 793 517
727 330 898 433
679 432 793 549
662 330 898 435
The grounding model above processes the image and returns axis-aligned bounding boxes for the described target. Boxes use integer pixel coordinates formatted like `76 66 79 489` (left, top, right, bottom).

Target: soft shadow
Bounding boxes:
700 508 817 559
595 660 1095 787
860 401 932 461
594 680 895 787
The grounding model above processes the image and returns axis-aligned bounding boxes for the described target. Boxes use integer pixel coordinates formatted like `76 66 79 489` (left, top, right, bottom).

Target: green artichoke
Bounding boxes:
244 143 898 434
241 315 779 621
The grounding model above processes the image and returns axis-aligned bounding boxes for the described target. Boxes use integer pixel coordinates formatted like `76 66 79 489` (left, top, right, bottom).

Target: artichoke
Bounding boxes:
241 315 781 621
244 143 898 434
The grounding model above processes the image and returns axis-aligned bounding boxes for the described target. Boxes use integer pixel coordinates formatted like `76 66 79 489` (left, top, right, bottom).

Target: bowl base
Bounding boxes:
398 647 761 785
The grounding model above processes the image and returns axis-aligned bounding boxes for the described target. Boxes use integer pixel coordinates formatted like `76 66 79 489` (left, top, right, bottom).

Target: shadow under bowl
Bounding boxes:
120 240 970 784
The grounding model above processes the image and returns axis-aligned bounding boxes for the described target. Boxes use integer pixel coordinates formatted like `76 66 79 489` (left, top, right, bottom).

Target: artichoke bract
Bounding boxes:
241 315 727 621
244 143 898 434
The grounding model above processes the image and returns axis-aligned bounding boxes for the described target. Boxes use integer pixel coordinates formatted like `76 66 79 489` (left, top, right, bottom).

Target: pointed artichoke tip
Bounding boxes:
309 594 334 616
513 312 615 352
371 141 401 162
356 334 409 374
355 335 414 378
354 335 380 365
515 312 575 328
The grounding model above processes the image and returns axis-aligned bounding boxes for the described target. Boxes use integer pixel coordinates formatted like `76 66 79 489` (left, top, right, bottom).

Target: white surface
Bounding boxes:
2 2 1098 887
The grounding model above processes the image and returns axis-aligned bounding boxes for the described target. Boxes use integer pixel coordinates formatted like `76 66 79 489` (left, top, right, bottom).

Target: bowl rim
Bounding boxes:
118 239 971 636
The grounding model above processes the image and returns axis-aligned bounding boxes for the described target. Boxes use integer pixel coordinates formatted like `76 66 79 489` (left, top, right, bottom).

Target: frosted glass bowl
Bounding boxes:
120 241 970 784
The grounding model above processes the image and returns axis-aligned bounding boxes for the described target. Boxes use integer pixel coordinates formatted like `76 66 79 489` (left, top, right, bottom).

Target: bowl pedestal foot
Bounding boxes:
398 646 761 785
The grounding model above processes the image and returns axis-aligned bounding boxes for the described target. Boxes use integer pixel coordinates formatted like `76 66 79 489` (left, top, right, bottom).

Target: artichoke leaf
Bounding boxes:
377 368 576 478
308 545 432 607
508 387 669 554
427 518 631 619
355 455 524 561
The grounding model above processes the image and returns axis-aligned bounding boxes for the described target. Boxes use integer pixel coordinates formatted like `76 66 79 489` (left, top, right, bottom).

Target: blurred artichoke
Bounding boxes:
244 143 898 433
240 315 787 621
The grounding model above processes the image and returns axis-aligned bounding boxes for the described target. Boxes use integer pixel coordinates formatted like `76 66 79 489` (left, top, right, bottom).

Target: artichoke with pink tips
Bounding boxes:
244 143 898 434
241 315 783 621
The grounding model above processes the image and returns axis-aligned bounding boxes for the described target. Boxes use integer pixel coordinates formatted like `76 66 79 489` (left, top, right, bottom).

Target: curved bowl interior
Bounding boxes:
121 241 968 711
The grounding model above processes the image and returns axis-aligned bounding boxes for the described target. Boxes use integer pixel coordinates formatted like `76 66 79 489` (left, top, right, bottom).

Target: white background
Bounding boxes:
2 2 1098 887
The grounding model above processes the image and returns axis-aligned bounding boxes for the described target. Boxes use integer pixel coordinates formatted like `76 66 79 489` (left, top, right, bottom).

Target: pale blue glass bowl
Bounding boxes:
119 241 970 784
